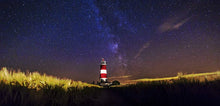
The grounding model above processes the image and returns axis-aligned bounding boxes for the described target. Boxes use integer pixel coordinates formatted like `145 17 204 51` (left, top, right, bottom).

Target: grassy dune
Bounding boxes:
132 71 220 83
0 67 99 91
1 67 220 105
0 67 101 105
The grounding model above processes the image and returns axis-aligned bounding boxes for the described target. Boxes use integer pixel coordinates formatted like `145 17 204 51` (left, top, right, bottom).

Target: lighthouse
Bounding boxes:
100 58 107 83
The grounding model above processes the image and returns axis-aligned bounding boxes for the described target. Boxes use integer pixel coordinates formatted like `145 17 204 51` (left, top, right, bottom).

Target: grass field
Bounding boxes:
1 67 220 106
130 71 220 83
0 67 99 91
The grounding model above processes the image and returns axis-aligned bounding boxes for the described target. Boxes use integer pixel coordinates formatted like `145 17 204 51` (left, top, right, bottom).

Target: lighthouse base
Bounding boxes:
100 78 107 83
99 82 112 88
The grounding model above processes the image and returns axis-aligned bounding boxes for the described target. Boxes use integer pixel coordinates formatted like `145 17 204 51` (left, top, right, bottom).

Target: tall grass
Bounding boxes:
0 67 99 91
1 67 220 105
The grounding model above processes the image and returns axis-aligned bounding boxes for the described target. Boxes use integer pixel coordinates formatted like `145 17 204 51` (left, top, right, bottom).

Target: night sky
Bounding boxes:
0 0 219 82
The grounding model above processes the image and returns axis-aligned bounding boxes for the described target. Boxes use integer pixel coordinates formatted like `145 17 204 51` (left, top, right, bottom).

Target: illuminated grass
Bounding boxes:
0 67 99 91
132 71 220 83
1 67 220 105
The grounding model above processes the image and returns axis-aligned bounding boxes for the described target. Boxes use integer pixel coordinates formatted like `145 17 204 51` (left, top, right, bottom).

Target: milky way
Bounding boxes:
0 0 219 82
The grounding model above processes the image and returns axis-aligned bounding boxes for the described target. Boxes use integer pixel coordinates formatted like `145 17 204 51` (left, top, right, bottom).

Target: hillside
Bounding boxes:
129 71 220 84
0 67 99 91
1 67 220 105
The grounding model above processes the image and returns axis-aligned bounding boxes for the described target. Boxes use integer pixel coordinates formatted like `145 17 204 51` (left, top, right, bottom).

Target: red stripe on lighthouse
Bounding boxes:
100 73 107 78
100 65 106 70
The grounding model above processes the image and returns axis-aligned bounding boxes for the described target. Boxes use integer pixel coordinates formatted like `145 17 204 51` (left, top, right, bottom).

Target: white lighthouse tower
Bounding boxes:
100 58 107 83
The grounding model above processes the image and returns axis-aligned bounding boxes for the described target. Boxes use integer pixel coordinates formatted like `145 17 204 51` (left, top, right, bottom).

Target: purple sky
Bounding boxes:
0 0 219 82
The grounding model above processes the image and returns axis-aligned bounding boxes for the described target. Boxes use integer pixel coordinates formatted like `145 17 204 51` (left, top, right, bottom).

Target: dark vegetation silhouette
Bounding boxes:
1 68 220 106
1 78 220 106
112 80 120 85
